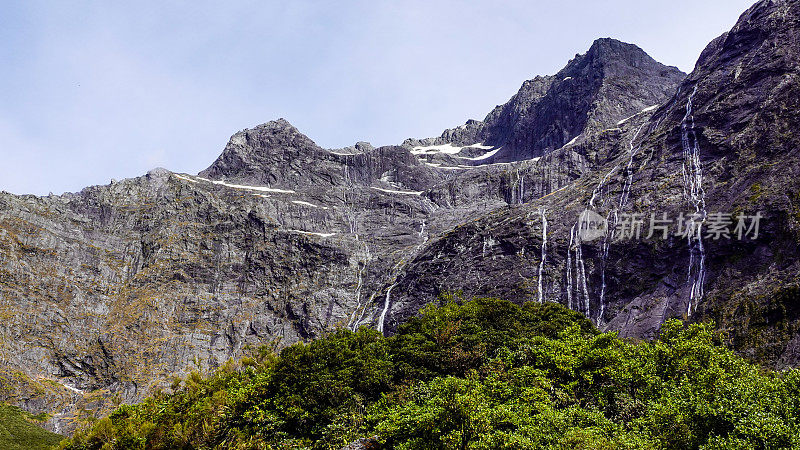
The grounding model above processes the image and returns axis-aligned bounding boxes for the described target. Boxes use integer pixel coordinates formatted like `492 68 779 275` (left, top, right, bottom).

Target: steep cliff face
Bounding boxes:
404 38 685 162
387 0 800 366
3 0 798 435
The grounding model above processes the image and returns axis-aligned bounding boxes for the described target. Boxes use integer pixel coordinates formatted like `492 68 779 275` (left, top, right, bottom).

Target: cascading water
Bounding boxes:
537 208 548 304
576 232 590 316
681 86 707 316
568 114 656 322
346 243 371 331
507 169 526 205
566 96 682 325
566 224 575 311
346 265 365 329
352 292 376 331
618 123 647 209
377 283 397 334
595 123 646 325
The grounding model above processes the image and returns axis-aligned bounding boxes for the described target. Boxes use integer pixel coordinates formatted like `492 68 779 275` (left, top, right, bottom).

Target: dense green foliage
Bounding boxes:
0 403 63 450
59 298 800 449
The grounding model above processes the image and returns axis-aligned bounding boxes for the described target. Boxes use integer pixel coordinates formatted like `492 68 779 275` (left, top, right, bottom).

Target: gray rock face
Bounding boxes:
404 38 685 163
388 0 800 362
3 3 799 434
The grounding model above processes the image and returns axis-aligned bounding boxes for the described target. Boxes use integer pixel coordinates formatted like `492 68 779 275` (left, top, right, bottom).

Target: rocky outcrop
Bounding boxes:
387 0 800 366
4 1 800 435
404 38 685 162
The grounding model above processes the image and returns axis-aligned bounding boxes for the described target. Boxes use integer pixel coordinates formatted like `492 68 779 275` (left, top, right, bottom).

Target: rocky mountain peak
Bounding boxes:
583 37 652 65
406 39 685 164
8 0 800 436
198 118 327 186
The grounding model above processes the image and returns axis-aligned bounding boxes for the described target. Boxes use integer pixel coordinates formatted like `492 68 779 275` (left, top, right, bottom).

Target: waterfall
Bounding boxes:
618 123 647 209
343 156 360 235
564 98 678 324
507 169 526 205
589 168 617 209
537 208 548 303
566 224 575 310
352 292 377 331
576 233 590 316
566 217 600 319
594 123 647 325
377 283 397 334
346 243 371 331
345 265 364 330
566 210 591 318
681 86 707 316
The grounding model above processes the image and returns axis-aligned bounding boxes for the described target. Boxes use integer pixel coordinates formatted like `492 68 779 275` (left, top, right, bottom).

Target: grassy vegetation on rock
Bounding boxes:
0 403 63 450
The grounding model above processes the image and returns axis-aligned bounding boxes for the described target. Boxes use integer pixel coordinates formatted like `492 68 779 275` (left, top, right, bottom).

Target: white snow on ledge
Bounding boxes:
462 146 502 161
173 174 198 183
184 175 296 194
411 143 463 155
292 200 328 209
371 186 424 195
464 143 495 150
287 229 336 238
62 383 85 394
37 376 86 394
617 104 661 126
411 142 494 156
428 164 471 170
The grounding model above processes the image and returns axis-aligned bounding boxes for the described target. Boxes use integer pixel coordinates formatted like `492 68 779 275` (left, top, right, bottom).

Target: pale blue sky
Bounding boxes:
1 0 755 195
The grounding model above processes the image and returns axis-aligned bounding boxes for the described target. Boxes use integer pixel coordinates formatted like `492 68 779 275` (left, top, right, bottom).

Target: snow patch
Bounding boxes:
63 383 84 394
292 200 327 209
617 104 661 126
173 174 198 183
42 378 85 395
411 143 463 155
411 142 494 156
465 143 495 150
195 176 296 194
287 229 336 238
371 186 424 196
434 165 472 170
563 76 573 81
463 147 502 161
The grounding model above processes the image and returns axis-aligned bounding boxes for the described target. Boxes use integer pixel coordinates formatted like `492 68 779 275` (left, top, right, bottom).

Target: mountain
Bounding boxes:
388 0 800 365
2 0 799 436
403 38 685 163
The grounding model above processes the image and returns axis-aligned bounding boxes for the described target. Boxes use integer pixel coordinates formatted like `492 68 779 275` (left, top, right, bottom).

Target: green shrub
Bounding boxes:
59 298 800 450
